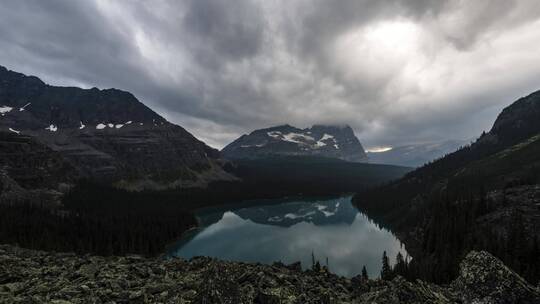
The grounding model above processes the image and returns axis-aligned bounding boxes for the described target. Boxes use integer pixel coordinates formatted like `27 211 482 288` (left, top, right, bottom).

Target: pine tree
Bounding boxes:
361 266 369 281
314 261 321 272
381 251 391 280
394 252 407 277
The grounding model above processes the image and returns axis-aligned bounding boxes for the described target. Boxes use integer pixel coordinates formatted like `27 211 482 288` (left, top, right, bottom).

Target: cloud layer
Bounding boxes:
1 0 540 148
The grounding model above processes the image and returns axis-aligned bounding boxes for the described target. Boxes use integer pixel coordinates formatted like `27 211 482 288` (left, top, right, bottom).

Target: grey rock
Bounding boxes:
452 251 540 303
1 245 539 303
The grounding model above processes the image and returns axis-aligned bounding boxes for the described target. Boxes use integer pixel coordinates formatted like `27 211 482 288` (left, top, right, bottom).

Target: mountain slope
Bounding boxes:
358 90 540 210
353 89 540 283
0 65 228 194
222 124 368 162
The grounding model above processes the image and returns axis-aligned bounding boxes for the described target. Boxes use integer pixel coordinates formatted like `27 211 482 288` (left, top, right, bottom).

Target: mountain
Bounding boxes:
366 139 470 167
0 65 230 195
222 124 368 162
353 89 540 284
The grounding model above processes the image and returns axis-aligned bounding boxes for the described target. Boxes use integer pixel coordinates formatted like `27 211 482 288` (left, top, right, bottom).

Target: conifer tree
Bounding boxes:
381 251 391 280
361 266 369 281
394 252 407 277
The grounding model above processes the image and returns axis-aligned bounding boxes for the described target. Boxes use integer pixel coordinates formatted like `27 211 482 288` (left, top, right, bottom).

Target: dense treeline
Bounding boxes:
412 193 540 284
0 156 409 256
0 183 197 256
225 155 411 194
363 194 540 285
355 135 540 284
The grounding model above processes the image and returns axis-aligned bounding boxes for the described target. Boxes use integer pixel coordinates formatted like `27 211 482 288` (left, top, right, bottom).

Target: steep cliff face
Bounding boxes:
1 246 538 303
222 124 368 162
0 66 228 192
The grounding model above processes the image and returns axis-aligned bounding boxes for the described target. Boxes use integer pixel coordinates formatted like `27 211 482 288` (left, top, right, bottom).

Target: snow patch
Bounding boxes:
96 123 106 130
268 216 283 222
284 211 315 219
267 131 282 139
320 134 334 141
315 204 327 211
321 210 335 217
315 204 335 217
8 128 20 134
115 124 124 129
79 121 85 129
125 121 132 124
107 123 114 128
314 134 336 148
268 131 315 144
0 106 13 116
19 102 31 111
45 124 58 132
284 132 314 143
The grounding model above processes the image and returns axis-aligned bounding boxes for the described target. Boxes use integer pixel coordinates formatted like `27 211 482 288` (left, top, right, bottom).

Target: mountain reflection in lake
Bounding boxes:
170 196 406 278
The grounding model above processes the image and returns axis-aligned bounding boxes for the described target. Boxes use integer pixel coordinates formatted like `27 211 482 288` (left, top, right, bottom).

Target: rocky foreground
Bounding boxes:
0 245 539 304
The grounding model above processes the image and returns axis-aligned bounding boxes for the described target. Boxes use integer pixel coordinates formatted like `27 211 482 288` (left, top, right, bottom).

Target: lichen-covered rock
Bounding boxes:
452 251 540 304
0 245 538 303
358 276 455 304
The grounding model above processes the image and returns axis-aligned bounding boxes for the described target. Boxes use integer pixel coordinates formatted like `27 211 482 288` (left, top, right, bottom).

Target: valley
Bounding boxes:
1 66 540 303
3 2 540 303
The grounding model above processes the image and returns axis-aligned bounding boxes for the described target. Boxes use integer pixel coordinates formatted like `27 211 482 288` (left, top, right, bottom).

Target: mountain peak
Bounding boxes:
222 124 367 162
0 65 225 191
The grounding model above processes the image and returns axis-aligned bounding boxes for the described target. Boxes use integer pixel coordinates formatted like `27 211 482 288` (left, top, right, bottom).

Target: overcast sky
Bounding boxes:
1 0 540 149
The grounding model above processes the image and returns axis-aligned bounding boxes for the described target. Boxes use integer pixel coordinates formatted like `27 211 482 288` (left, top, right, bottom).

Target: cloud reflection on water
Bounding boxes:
172 197 405 278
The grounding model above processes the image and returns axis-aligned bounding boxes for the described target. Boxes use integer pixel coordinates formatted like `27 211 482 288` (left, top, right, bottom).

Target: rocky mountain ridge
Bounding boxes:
222 124 368 162
0 245 538 303
0 65 231 195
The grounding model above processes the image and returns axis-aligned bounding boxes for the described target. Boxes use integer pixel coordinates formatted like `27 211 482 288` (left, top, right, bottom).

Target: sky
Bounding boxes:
1 0 540 150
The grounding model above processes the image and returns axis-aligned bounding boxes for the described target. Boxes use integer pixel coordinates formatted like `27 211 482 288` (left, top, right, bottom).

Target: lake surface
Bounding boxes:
169 196 406 278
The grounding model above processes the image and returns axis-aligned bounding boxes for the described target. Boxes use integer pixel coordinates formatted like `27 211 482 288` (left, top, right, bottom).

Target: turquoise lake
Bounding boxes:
170 196 406 278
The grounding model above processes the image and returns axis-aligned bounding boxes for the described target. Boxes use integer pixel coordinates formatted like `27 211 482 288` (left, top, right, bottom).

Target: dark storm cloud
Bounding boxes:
1 0 540 148
0 1 145 87
183 0 264 61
